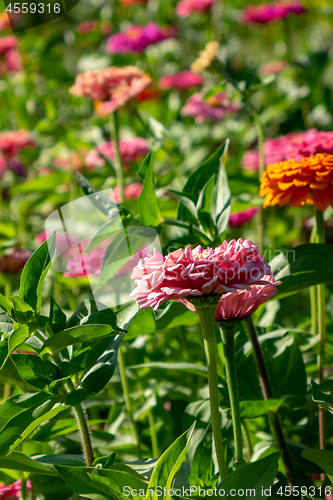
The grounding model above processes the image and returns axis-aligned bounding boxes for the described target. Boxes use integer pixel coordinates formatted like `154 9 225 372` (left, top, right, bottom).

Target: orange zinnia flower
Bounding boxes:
260 153 333 211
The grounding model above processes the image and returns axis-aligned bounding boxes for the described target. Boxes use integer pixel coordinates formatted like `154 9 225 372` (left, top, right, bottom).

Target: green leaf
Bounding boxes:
211 141 231 234
130 362 207 378
178 143 227 223
311 380 333 413
127 302 198 339
55 464 148 500
19 232 56 310
0 392 58 459
40 324 115 359
148 422 196 499
302 449 333 483
76 172 116 217
0 293 13 315
273 244 333 299
10 354 58 390
79 334 123 394
9 297 34 324
93 453 116 469
217 452 282 498
66 300 121 332
168 190 198 220
11 172 71 194
138 152 152 181
0 313 13 334
0 451 55 475
49 297 67 332
238 399 284 419
139 154 162 228
8 325 30 356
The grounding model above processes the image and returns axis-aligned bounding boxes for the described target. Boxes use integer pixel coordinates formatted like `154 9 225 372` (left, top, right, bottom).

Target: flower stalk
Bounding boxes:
219 322 243 463
109 110 125 203
196 305 228 480
314 208 327 452
246 316 297 487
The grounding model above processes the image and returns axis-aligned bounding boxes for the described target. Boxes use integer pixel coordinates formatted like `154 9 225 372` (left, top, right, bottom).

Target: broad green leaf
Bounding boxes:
76 172 116 217
216 452 282 498
0 325 31 371
49 297 67 332
40 324 114 359
178 143 226 223
130 362 207 378
0 392 58 459
0 293 13 315
33 418 79 442
9 297 34 324
19 232 56 310
138 152 152 180
10 354 58 390
148 422 196 499
93 453 116 469
0 313 13 334
0 451 55 475
139 154 162 228
127 302 198 339
168 190 198 220
66 300 121 331
302 449 333 483
55 464 148 500
311 380 333 413
79 334 123 394
273 244 333 299
211 142 231 235
238 399 284 419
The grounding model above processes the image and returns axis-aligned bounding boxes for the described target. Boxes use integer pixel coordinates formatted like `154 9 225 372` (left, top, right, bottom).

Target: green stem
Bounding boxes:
246 316 297 487
148 410 159 458
72 402 95 467
196 307 228 480
315 208 326 452
251 110 266 254
242 419 253 459
310 286 318 336
109 111 125 203
118 345 142 458
20 478 27 500
219 323 243 463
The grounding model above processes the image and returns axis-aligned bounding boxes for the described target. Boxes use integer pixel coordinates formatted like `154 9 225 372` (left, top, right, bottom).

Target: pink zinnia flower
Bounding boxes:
0 480 32 499
0 36 21 75
229 208 259 227
159 71 203 91
0 250 31 274
112 183 143 204
0 130 35 156
69 66 152 117
85 138 150 168
106 23 176 54
181 92 240 124
241 129 321 172
176 0 217 17
0 35 18 54
259 60 289 75
214 275 279 321
65 246 104 278
130 239 272 310
242 1 305 25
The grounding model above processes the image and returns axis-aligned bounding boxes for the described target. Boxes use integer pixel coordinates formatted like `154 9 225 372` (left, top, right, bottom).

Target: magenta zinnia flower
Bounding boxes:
181 92 240 124
241 0 305 25
159 71 203 91
69 66 152 117
229 208 259 227
0 480 32 499
176 0 217 17
106 23 176 54
85 138 150 168
241 129 325 172
130 240 272 310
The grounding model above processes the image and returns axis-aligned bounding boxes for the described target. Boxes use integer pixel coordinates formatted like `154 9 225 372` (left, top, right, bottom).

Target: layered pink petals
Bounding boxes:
69 66 152 116
85 138 149 168
176 0 217 17
130 239 272 310
0 480 32 499
242 1 305 25
181 92 240 124
106 23 176 54
215 275 279 320
241 129 326 172
159 71 203 91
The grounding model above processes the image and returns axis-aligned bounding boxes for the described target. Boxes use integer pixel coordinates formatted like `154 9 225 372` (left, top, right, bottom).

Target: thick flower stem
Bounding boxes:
246 316 297 488
72 402 95 467
219 323 243 463
109 111 125 203
196 306 228 480
118 345 142 458
315 208 327 453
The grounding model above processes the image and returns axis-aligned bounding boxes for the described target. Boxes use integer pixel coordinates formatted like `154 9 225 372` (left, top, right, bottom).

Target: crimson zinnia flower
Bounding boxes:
106 23 176 54
85 138 150 168
69 66 152 117
130 240 272 310
241 0 305 25
176 0 217 17
0 480 32 499
159 71 203 91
